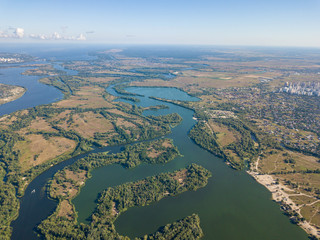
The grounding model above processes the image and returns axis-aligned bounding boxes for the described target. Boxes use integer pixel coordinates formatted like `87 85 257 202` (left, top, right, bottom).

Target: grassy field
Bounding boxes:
259 150 320 174
55 86 114 109
207 120 239 146
14 135 76 172
58 111 114 139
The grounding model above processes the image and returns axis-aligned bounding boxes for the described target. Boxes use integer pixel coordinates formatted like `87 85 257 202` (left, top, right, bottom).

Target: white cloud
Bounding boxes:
0 27 86 41
76 34 86 41
14 28 24 38
0 27 25 38
29 32 86 41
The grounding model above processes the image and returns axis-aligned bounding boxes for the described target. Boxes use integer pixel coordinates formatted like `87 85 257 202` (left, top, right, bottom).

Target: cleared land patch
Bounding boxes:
55 86 113 109
57 200 74 220
14 134 76 172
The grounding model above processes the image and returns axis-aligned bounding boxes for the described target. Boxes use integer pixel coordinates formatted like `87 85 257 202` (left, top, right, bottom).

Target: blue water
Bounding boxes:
0 67 63 116
73 86 308 240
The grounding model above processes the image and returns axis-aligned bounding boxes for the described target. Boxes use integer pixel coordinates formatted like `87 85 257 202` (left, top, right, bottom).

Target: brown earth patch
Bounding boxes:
147 149 163 158
111 202 119 217
116 118 136 128
208 120 238 147
161 139 172 148
259 150 320 174
29 117 58 132
65 169 87 183
15 135 76 172
69 112 114 138
107 108 133 118
55 86 114 108
173 169 188 185
57 200 74 220
51 180 75 198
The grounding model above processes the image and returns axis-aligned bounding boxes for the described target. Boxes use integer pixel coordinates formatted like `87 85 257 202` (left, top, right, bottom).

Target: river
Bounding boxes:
0 66 63 116
73 86 309 240
0 46 309 240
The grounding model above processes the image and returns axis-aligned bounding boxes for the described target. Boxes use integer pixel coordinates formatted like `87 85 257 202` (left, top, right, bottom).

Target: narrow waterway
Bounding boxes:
10 144 123 240
73 86 309 240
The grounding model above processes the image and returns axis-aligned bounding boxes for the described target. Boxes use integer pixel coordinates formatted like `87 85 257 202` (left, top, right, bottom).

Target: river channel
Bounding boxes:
73 86 309 240
0 52 309 239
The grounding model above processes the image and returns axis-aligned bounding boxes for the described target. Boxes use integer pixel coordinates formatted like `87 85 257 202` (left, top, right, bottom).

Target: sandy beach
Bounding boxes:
247 157 320 239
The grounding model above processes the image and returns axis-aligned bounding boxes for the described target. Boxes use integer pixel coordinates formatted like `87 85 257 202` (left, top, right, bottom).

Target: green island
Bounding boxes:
38 164 211 239
48 138 181 203
135 214 203 240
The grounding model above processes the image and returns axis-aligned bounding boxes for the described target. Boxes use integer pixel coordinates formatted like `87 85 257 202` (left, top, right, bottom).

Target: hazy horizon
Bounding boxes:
1 0 320 47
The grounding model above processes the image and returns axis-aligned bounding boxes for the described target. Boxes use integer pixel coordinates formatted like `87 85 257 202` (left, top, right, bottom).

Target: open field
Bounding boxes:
14 135 76 172
207 120 238 146
28 117 58 133
55 86 114 109
58 111 114 139
57 200 74 220
259 150 320 174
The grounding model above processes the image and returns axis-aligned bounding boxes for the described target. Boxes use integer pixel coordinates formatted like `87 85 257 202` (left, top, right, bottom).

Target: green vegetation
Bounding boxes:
189 122 225 158
118 96 140 103
38 164 211 239
137 214 203 240
94 164 211 222
189 121 244 169
215 118 259 162
148 96 194 111
49 138 180 201
0 76 182 238
120 139 180 168
113 85 143 97
147 113 182 127
0 183 19 240
105 112 182 146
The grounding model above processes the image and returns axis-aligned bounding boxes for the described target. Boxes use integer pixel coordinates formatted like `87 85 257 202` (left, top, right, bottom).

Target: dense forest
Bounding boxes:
136 214 203 240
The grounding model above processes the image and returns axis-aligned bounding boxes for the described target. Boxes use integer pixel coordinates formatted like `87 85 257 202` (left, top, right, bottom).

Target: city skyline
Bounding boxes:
0 0 320 47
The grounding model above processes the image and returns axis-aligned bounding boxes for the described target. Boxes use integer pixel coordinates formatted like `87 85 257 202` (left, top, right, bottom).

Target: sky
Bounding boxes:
0 0 319 47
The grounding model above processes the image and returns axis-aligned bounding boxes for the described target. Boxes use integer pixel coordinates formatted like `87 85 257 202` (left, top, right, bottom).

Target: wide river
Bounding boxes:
0 51 308 239
73 86 309 240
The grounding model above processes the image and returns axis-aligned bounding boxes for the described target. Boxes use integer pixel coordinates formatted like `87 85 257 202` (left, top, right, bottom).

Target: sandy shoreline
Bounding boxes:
247 158 320 239
0 86 26 105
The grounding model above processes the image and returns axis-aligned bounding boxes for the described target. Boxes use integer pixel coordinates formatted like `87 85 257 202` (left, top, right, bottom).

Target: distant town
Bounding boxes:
279 81 320 96
0 53 34 63
0 57 24 63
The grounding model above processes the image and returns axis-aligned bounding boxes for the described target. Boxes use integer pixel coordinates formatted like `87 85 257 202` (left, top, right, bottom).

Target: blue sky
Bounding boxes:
0 0 319 46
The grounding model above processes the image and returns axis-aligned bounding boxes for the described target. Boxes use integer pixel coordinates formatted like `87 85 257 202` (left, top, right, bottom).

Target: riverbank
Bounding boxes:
0 85 26 105
247 157 320 239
